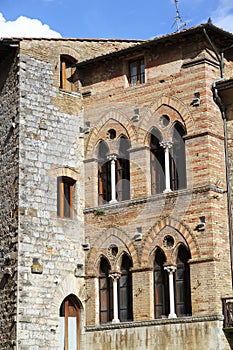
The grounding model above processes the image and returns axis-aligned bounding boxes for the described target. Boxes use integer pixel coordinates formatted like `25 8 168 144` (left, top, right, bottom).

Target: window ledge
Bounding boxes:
59 88 81 97
124 82 146 90
85 314 223 332
84 184 224 213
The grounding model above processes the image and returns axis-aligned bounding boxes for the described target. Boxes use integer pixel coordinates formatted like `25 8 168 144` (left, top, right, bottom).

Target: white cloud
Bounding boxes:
212 0 233 32
0 12 62 38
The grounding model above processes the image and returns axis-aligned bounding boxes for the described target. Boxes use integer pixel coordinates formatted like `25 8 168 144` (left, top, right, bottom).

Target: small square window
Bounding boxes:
57 177 75 218
128 58 145 86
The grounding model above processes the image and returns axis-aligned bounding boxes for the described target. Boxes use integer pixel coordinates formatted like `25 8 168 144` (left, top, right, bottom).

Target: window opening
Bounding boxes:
129 58 145 86
154 248 169 318
57 177 75 219
99 258 113 323
119 254 133 321
59 295 80 350
170 122 186 191
98 141 111 205
60 55 76 92
116 137 130 201
150 128 165 195
175 245 191 316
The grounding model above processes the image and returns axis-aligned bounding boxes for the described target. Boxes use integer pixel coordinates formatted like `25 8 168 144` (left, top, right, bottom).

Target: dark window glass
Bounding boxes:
99 258 113 323
116 137 130 201
150 128 165 194
175 245 191 316
119 254 133 321
170 123 186 190
154 248 169 318
98 141 111 204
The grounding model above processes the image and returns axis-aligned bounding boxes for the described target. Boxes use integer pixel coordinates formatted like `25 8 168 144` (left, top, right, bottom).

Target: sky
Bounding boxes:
0 0 233 39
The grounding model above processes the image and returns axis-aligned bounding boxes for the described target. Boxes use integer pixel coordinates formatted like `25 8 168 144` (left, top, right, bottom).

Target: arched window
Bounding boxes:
175 245 191 316
99 258 113 323
60 54 76 92
59 294 81 350
150 128 165 194
98 137 130 204
116 137 130 201
154 248 169 318
170 122 186 190
98 141 111 205
119 254 133 321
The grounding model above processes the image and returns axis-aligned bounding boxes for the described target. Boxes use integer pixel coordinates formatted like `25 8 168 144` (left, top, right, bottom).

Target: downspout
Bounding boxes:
212 81 233 287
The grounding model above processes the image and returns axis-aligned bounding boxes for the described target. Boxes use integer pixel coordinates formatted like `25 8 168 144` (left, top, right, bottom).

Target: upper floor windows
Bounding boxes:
150 122 186 195
128 58 145 86
57 176 75 219
60 55 76 92
98 136 130 205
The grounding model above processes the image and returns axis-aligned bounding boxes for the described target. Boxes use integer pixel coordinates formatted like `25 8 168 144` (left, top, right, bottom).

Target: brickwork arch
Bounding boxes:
51 274 85 314
47 166 79 181
138 94 195 146
86 226 139 275
85 109 137 158
141 216 200 267
59 45 80 62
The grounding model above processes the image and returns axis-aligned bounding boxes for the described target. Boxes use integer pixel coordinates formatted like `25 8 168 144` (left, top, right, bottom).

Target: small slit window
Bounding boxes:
57 176 75 219
60 55 76 92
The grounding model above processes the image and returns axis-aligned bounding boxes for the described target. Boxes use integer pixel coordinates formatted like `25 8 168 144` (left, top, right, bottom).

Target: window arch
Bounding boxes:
59 294 81 350
150 128 165 194
154 248 169 318
119 254 133 321
170 122 186 190
97 137 130 204
60 54 76 92
175 245 191 316
99 257 113 323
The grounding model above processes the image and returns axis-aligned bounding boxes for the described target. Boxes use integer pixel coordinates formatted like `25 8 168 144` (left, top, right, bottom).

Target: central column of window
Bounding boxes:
109 272 121 323
164 265 177 318
107 154 118 203
160 141 173 193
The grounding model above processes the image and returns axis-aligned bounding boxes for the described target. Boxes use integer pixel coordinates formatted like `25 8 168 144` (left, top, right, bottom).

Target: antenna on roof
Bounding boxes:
173 0 187 32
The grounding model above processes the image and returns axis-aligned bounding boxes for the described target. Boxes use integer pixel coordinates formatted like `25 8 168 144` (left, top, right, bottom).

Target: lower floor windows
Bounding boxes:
154 245 191 319
99 255 133 324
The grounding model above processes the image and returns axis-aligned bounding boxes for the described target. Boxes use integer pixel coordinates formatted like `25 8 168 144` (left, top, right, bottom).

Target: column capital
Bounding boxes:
164 265 176 273
109 272 121 280
107 154 117 161
160 141 173 149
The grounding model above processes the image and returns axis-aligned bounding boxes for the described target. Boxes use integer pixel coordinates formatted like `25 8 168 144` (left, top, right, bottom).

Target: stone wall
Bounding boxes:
0 47 19 349
16 44 85 348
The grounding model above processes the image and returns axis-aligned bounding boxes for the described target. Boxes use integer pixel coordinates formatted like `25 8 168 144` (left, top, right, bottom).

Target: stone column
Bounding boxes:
109 272 120 323
160 141 173 193
107 154 118 203
164 265 177 318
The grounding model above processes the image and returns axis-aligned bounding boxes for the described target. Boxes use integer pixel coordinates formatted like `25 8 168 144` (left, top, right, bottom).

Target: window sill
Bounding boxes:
124 82 146 90
85 314 223 332
84 184 224 213
59 88 81 97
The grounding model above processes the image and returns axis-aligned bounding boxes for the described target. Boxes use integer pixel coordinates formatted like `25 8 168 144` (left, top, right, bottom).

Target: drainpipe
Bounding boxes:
212 81 233 287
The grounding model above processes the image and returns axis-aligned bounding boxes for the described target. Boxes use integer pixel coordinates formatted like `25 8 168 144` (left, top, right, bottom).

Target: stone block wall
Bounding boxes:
0 47 19 349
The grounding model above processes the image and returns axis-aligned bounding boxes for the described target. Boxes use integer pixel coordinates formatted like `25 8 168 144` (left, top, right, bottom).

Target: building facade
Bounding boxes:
1 23 233 349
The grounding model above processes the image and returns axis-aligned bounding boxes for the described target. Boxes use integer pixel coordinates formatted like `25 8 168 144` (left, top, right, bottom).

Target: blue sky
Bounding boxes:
0 0 233 38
